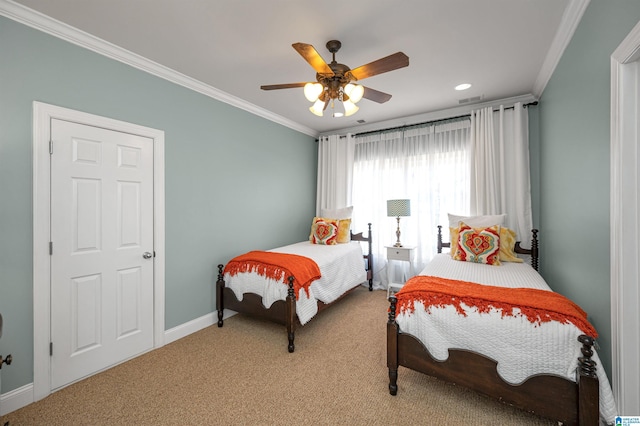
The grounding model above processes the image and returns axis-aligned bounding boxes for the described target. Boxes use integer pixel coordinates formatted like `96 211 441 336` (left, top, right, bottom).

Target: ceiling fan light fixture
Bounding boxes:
343 99 359 116
310 99 326 116
304 82 324 102
344 83 364 103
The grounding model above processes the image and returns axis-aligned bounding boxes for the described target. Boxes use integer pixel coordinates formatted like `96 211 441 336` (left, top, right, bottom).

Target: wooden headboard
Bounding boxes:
436 225 539 271
350 223 374 290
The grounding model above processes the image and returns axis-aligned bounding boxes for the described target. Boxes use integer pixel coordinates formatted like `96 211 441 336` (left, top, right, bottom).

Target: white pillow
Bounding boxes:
447 213 506 228
321 206 353 220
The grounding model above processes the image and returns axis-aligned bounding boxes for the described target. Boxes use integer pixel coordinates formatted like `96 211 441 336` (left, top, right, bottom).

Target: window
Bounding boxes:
351 120 471 281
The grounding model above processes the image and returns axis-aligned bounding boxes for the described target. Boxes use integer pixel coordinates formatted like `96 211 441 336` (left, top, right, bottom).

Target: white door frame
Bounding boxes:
610 20 640 415
32 102 165 401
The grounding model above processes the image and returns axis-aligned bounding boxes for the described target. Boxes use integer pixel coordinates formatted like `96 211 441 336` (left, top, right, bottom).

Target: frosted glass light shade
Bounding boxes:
310 99 325 116
344 83 364 103
343 99 359 117
304 83 324 102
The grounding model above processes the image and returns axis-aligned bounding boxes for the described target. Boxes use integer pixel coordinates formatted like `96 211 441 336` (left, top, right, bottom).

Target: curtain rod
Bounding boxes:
351 101 538 138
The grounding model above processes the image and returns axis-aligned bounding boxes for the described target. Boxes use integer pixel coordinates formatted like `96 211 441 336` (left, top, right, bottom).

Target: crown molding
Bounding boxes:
612 17 640 63
531 0 590 97
0 0 318 138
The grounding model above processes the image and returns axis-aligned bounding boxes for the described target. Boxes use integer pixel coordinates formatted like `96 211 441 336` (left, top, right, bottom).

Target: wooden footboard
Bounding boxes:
216 265 363 353
217 265 297 351
386 297 599 425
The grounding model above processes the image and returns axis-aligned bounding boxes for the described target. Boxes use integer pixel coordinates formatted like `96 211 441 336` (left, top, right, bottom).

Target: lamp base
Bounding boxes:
394 217 402 247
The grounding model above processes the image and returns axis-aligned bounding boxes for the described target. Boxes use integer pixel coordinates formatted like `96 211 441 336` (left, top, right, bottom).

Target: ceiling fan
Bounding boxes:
261 40 409 117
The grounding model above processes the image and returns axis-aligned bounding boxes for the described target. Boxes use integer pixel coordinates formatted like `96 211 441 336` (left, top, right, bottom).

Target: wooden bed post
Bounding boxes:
216 264 225 327
577 335 599 425
286 276 296 353
530 229 539 271
437 225 443 253
367 222 373 291
387 296 399 396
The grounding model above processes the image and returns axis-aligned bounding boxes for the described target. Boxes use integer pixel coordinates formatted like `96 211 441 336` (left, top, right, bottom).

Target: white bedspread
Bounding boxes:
395 254 616 423
224 241 367 325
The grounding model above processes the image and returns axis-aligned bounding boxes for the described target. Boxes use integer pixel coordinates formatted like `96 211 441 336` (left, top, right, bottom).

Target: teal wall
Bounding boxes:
0 17 317 393
537 1 640 378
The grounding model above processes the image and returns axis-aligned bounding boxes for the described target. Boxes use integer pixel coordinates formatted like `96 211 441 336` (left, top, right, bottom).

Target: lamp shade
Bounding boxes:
387 199 411 217
310 99 326 116
343 99 359 117
304 82 324 102
344 83 364 103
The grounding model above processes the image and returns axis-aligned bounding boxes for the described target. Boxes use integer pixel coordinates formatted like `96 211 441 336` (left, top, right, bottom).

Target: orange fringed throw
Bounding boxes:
224 251 321 300
395 275 598 338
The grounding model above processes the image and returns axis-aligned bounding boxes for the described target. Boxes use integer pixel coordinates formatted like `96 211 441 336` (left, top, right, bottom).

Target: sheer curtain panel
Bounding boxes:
316 134 355 215
470 103 533 246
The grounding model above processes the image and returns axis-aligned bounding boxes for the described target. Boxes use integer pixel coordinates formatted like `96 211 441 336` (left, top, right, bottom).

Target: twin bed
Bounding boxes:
217 222 372 353
387 221 616 425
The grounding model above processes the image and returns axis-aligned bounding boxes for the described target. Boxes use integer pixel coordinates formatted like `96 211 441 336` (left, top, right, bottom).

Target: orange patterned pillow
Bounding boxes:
309 217 339 245
310 217 350 244
453 222 501 265
450 225 522 263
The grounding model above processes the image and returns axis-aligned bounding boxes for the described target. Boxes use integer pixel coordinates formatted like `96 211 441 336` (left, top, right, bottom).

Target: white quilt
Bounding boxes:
224 241 367 325
395 254 617 424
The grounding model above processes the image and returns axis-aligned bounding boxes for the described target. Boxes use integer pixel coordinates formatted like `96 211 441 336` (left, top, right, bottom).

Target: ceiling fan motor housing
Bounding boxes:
326 40 342 53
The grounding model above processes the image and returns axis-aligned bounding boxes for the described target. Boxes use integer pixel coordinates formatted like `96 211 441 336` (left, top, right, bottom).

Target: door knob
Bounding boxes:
143 252 153 259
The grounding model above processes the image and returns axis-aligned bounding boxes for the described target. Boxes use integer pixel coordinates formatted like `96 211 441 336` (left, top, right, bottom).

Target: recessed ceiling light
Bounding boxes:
455 83 472 91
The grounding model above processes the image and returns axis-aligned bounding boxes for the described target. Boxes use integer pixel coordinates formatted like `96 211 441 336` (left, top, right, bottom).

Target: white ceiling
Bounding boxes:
7 0 581 136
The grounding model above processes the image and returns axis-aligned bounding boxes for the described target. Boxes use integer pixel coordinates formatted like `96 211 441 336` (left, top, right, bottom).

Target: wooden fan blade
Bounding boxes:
292 42 333 75
260 82 308 90
349 52 409 81
362 86 392 103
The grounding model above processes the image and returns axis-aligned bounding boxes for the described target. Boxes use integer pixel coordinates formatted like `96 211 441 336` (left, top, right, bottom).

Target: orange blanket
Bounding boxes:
395 275 597 338
224 251 321 300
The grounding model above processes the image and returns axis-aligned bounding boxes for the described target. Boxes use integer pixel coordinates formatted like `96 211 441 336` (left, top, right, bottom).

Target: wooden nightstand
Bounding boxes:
386 246 415 298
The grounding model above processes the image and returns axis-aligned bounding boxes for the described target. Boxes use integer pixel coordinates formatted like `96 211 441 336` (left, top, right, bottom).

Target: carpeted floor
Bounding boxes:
2 287 554 425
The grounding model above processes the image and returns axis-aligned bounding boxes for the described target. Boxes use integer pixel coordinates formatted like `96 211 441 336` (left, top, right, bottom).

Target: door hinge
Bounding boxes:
50 342 53 356
49 241 53 255
49 140 53 155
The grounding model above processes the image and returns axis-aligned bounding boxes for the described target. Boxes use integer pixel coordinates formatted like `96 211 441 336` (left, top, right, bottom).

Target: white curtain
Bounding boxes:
470 106 498 214
315 134 355 215
470 103 533 246
351 121 471 289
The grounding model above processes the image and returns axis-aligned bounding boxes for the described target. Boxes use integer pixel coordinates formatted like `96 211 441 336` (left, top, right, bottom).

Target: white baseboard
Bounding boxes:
0 309 237 416
164 309 236 344
164 312 215 345
1 383 34 416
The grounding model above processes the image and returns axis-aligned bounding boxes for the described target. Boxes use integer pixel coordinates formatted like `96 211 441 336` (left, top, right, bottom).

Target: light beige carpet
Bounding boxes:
2 287 554 425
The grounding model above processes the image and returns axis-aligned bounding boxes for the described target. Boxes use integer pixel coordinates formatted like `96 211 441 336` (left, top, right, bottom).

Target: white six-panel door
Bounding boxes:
50 119 154 389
